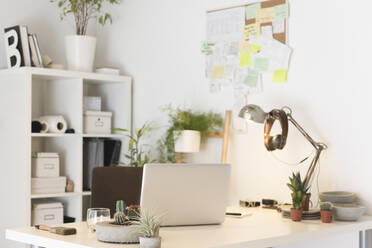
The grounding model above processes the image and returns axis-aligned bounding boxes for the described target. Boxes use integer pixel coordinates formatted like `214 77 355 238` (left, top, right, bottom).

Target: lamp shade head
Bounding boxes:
238 104 267 124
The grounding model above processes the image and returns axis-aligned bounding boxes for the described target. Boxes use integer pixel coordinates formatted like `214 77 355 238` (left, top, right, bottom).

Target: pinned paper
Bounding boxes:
274 3 289 19
242 23 260 41
211 66 225 79
251 44 262 53
256 8 275 23
239 42 251 53
254 57 270 72
261 26 273 38
240 53 251 67
245 3 261 20
201 41 215 55
244 69 259 87
273 19 285 34
272 68 287 82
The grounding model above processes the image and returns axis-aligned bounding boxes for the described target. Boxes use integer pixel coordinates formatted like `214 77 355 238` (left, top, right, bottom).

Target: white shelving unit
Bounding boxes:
0 67 132 248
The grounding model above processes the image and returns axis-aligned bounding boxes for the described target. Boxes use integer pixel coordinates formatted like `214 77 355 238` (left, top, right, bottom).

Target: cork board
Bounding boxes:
207 0 288 44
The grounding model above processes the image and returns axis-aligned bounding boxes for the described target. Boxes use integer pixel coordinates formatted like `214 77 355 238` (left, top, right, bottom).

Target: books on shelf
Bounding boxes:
4 25 43 68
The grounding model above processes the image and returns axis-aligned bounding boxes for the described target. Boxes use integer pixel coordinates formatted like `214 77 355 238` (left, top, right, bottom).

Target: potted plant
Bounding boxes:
51 0 121 72
95 200 141 243
157 106 223 162
132 211 163 248
320 202 333 223
287 172 307 222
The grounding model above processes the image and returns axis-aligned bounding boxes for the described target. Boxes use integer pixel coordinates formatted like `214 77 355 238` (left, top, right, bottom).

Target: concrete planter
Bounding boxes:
96 221 140 244
140 237 161 248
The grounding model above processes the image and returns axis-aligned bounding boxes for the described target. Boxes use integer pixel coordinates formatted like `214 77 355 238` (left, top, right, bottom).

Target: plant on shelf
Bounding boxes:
114 122 152 167
287 172 308 222
157 105 223 163
51 0 122 72
131 210 163 248
320 202 333 223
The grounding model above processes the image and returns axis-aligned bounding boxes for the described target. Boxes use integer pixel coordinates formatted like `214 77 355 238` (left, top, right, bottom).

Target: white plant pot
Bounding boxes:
174 130 201 153
65 35 96 72
140 237 161 248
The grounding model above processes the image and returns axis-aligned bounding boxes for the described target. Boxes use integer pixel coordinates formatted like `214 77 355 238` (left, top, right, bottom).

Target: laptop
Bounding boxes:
140 163 231 226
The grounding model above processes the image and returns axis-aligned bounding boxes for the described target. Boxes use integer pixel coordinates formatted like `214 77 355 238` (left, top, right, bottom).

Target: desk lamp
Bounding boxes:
238 104 327 191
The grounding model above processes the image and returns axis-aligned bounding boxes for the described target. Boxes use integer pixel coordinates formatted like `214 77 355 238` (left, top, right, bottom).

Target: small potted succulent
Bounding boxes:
95 200 141 244
132 211 163 248
287 172 307 222
320 202 333 223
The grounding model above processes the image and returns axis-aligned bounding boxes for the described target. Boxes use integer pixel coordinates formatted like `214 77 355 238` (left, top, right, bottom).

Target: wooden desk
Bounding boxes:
6 208 372 248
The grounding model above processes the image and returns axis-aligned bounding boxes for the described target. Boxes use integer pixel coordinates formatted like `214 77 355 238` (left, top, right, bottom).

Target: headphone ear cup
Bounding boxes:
272 135 283 149
265 136 276 151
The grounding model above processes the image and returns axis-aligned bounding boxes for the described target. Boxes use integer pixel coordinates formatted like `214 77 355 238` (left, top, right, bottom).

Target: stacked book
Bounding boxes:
4 25 43 68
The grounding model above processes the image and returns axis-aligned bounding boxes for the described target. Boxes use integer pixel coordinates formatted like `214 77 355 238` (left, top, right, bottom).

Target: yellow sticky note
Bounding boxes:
239 42 251 53
240 53 251 67
256 8 275 23
273 69 287 82
211 66 225 79
251 44 262 53
242 23 260 41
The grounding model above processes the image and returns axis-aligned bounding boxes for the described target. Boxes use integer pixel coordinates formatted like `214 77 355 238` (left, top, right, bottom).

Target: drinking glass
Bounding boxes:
87 208 110 232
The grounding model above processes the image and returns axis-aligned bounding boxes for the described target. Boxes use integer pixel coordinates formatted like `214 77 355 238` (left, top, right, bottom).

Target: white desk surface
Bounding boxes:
6 208 372 248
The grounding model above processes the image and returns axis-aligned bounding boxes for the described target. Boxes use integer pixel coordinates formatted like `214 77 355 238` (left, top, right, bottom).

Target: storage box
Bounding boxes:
84 96 102 111
32 152 60 178
31 177 66 194
84 111 112 134
32 202 63 226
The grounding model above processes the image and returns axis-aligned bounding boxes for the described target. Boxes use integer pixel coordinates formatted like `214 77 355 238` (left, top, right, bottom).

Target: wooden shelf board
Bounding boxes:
0 67 131 84
31 133 80 137
206 132 224 138
31 192 82 199
82 134 126 138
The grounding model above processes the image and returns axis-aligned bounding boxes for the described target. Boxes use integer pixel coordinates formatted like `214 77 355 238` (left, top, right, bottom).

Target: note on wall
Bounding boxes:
211 65 225 78
245 3 261 20
244 69 259 87
240 53 251 67
274 3 289 19
254 57 270 72
207 7 246 42
239 42 251 53
272 19 285 34
272 68 287 82
242 23 260 41
256 8 275 23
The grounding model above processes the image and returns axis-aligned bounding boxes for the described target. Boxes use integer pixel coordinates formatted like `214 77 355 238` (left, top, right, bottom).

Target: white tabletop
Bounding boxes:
6 208 372 248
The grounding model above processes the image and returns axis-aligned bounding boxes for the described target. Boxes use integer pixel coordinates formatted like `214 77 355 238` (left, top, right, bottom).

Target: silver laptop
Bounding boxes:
140 164 231 226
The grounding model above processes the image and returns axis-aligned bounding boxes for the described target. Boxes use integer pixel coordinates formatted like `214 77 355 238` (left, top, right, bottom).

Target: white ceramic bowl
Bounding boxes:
333 204 366 221
319 191 356 203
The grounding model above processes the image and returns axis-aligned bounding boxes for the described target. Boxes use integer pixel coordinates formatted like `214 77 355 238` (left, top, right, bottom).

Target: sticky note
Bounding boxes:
251 44 261 53
274 3 289 19
240 53 251 67
254 57 270 72
211 66 225 79
239 42 251 53
245 3 261 20
261 25 273 38
244 70 259 87
272 68 287 82
256 7 275 23
242 23 260 41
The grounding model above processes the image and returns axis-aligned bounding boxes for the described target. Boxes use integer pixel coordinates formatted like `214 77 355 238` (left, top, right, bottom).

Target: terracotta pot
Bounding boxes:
320 210 332 223
290 208 303 222
303 193 311 211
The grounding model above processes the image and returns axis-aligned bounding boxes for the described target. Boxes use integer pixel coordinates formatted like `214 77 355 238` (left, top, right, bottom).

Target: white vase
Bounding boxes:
174 130 201 153
65 35 96 72
139 237 161 248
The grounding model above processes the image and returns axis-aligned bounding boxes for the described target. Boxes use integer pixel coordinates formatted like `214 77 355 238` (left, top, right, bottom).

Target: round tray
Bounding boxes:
96 221 140 244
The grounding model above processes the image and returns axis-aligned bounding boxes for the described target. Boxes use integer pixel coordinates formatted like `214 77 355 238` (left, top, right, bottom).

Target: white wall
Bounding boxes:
1 0 371 247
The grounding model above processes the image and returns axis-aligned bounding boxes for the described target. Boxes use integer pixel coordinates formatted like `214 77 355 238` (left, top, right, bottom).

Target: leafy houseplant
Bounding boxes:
114 122 152 167
320 202 333 223
287 172 307 222
51 0 121 72
157 106 223 163
132 211 163 248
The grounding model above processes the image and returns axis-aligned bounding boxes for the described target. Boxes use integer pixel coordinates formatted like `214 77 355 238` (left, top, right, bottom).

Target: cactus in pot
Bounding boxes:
114 200 129 225
320 202 333 223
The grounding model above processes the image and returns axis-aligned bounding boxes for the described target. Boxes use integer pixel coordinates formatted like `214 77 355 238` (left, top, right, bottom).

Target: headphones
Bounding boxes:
264 109 289 151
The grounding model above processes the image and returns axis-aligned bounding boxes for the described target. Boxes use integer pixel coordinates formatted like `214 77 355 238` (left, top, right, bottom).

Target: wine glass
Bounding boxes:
87 208 110 232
